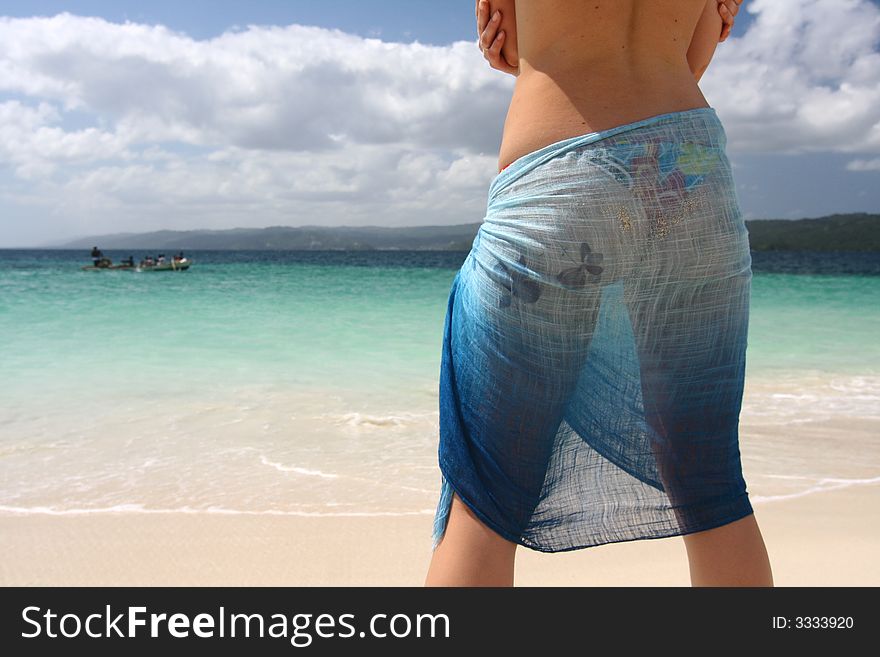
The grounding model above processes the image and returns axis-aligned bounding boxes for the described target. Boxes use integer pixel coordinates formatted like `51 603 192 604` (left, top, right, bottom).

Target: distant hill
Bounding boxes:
743 213 879 252
53 212 879 252
55 224 482 252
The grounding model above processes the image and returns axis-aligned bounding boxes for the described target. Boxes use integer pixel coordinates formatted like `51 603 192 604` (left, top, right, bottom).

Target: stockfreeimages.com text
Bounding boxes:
22 605 450 646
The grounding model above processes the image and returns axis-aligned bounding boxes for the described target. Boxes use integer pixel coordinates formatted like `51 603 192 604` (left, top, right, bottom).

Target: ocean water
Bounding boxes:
1 248 878 518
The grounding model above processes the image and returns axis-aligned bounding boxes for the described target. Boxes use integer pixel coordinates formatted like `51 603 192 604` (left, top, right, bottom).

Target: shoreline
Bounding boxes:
1 483 877 586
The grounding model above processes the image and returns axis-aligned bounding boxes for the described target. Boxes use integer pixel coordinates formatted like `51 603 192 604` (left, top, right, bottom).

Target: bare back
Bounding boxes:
498 0 712 172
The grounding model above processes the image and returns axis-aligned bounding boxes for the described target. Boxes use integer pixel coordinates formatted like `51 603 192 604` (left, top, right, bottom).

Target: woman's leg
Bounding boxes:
683 512 774 586
424 497 773 587
423 492 773 587
424 492 517 587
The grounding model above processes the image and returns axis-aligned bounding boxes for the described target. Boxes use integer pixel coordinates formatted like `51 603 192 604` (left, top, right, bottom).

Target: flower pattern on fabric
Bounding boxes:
677 142 718 176
612 138 721 241
556 241 604 288
493 254 542 308
604 139 720 198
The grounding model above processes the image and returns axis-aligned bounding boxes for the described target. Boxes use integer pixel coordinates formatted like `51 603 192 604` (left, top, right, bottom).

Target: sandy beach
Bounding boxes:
3 412 877 587
1 481 877 586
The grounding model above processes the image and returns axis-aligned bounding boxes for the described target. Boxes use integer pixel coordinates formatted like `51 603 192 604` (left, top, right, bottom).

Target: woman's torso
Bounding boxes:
498 0 711 172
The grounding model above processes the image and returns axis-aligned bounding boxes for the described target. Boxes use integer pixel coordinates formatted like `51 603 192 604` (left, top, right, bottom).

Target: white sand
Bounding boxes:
1 482 877 586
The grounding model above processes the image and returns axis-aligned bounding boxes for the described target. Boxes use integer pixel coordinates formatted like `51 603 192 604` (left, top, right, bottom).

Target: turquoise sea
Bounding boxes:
1 248 878 517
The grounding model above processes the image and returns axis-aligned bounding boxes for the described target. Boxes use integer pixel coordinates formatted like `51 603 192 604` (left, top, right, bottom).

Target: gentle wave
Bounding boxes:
259 455 339 479
750 475 880 503
0 504 436 517
319 410 439 429
3 476 877 516
742 373 880 423
258 454 438 495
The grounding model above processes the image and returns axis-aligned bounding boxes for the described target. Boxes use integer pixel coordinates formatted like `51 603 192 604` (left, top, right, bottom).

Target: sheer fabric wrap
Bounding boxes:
432 107 754 553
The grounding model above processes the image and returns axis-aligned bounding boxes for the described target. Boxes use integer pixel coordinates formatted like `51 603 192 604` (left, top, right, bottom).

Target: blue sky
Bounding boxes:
0 0 482 43
21 0 751 44
0 0 876 247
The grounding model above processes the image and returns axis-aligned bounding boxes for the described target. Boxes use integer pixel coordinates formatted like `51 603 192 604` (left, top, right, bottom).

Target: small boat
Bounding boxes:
81 258 134 271
81 250 193 271
134 258 193 272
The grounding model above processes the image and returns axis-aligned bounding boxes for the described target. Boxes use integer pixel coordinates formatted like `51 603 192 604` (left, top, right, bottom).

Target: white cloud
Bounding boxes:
0 1 877 243
0 99 132 179
0 13 509 239
846 157 880 171
702 0 880 154
0 14 510 153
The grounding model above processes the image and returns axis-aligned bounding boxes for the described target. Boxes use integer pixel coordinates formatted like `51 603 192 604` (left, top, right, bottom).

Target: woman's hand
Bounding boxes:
475 0 519 77
717 0 743 42
475 0 738 76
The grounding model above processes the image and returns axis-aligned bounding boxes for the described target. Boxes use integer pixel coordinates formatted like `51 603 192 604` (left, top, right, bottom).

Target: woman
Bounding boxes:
424 0 774 587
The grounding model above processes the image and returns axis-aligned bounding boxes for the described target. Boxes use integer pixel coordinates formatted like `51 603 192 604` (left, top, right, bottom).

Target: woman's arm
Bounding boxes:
687 0 725 82
493 0 518 71
718 0 744 42
476 0 519 75
478 0 737 80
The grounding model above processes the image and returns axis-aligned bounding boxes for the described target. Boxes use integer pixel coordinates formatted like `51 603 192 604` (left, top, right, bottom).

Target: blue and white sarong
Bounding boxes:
432 107 754 553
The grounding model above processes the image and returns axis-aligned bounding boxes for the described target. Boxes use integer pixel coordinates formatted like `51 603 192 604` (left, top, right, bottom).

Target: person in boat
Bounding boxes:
90 246 103 266
157 254 166 264
122 255 134 267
